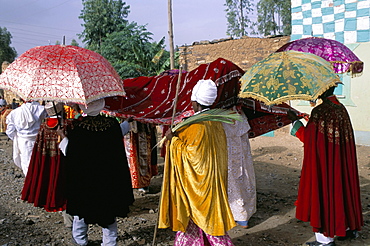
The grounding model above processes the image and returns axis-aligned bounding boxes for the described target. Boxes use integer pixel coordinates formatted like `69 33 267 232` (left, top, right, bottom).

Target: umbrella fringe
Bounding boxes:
0 91 127 105
239 78 340 106
214 70 243 86
329 60 364 77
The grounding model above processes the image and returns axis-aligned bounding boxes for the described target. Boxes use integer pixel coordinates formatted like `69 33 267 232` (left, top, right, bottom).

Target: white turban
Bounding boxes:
79 98 105 116
45 102 64 116
191 79 217 106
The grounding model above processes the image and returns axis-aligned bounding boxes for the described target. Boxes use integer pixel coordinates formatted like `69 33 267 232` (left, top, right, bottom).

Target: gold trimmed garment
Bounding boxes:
158 121 236 236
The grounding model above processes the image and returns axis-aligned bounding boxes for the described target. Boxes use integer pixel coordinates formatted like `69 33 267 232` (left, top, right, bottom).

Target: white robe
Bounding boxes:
222 111 256 222
6 102 47 175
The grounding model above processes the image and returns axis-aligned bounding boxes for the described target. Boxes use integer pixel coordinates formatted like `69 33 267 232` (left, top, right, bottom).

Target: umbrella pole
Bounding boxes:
52 101 62 127
170 65 183 129
152 66 183 246
52 101 63 142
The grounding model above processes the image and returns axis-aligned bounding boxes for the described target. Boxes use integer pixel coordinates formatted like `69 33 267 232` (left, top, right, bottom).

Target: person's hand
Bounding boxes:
165 128 175 140
287 110 299 122
56 126 66 139
309 100 316 107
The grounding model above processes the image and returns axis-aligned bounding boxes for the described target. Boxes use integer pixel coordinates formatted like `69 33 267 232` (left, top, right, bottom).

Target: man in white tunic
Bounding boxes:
222 107 256 228
6 101 47 175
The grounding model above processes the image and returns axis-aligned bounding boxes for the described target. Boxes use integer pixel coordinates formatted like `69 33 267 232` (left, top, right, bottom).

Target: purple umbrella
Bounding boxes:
276 37 363 75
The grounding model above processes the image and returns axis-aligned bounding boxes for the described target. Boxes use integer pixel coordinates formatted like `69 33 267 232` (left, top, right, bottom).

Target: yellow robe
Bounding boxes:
158 121 236 236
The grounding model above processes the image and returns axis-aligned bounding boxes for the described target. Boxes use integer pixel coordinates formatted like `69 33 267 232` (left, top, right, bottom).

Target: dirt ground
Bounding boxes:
0 127 369 246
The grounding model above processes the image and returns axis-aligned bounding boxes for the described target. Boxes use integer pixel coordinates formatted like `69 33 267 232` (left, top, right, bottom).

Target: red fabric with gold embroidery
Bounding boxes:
240 99 300 138
21 118 73 212
295 96 363 237
104 58 243 125
105 58 301 138
124 123 158 188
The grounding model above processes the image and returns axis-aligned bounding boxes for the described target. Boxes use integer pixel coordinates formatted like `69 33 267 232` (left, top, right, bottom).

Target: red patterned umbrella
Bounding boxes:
276 37 363 75
0 45 125 104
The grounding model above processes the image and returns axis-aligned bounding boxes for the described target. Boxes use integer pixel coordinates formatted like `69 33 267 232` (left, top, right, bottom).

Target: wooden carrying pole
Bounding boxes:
170 65 183 129
168 0 175 69
152 65 182 246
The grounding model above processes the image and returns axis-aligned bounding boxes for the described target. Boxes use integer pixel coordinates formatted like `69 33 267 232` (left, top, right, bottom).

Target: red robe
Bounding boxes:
292 96 363 237
21 117 72 212
124 122 158 189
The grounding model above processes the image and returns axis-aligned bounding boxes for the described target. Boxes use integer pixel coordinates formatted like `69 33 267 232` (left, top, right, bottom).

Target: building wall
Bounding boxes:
291 0 370 44
290 0 370 146
178 36 291 72
349 42 370 145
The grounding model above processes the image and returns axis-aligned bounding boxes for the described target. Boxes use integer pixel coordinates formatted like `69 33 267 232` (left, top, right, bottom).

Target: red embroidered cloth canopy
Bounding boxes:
104 58 243 125
104 58 300 138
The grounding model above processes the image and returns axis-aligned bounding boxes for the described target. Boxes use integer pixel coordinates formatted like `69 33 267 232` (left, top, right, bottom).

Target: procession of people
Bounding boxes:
0 38 365 246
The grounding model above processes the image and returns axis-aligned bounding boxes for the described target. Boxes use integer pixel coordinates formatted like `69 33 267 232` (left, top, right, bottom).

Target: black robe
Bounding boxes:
65 115 134 227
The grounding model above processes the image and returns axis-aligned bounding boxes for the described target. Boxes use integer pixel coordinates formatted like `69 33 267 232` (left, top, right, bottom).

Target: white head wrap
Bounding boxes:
190 79 217 106
45 102 64 116
79 98 105 116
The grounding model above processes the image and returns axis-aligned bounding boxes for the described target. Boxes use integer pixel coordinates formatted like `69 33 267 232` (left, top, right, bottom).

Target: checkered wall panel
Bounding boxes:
291 0 370 43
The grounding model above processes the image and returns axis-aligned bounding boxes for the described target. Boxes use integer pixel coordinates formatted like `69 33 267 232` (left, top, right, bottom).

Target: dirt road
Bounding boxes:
0 129 369 245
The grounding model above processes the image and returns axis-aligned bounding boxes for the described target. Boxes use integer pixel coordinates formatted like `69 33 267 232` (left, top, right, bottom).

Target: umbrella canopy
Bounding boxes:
239 51 341 106
276 37 363 75
0 45 125 104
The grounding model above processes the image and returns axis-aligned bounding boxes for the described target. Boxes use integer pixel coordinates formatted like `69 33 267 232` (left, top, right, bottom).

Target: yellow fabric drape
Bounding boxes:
63 105 79 119
158 121 236 236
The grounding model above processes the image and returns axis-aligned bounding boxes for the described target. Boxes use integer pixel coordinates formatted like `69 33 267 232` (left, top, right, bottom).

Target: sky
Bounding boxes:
0 0 259 57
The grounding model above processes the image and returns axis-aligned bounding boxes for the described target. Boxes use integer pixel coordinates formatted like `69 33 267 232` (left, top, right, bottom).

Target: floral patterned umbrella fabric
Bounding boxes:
0 45 125 104
239 51 341 106
276 37 363 75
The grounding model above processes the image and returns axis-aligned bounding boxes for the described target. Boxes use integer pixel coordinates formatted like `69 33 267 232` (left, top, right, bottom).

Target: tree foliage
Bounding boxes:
225 0 254 37
79 0 130 49
255 0 291 36
70 39 80 47
0 27 17 65
99 22 170 78
79 0 173 78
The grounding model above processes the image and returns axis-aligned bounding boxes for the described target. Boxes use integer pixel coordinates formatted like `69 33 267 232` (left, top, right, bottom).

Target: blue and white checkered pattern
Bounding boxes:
291 0 370 43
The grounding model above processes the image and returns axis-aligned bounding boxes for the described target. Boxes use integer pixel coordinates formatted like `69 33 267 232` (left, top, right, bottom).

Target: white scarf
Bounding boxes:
16 102 37 129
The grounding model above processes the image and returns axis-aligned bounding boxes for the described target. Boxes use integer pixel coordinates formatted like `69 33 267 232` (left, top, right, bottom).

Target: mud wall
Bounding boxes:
178 36 291 72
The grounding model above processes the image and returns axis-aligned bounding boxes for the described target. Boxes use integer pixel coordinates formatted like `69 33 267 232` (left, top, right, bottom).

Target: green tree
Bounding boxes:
79 0 130 49
279 0 291 35
255 0 291 36
99 22 170 78
70 39 80 46
225 0 254 37
0 27 17 65
79 0 173 78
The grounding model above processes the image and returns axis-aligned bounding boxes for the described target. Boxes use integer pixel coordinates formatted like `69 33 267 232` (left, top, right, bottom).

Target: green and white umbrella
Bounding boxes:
239 51 341 106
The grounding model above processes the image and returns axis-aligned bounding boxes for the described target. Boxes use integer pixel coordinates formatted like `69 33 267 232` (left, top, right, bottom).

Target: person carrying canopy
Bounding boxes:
222 106 256 229
159 79 236 245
